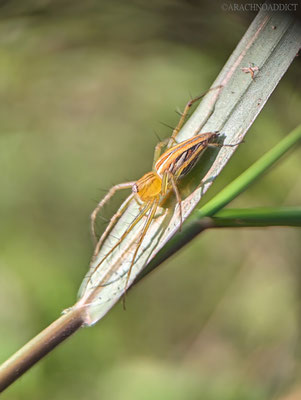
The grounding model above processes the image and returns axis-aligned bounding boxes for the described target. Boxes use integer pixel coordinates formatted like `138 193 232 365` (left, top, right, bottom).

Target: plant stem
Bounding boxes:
0 308 84 392
211 207 301 228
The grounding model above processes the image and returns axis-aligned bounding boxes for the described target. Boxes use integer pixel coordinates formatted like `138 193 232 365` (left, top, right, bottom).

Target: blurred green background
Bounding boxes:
0 1 300 399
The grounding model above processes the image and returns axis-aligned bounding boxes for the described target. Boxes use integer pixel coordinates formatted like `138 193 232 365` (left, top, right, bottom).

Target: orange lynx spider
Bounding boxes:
90 86 240 291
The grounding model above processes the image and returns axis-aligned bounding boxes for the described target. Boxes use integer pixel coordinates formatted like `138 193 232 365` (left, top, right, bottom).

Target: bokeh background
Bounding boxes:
0 1 300 399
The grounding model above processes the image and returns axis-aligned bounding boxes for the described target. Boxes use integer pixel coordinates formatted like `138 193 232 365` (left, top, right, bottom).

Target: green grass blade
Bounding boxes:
211 207 301 228
196 124 301 218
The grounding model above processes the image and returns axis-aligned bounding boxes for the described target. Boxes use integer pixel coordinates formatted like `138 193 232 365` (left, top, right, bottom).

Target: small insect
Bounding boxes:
241 63 259 80
90 88 240 292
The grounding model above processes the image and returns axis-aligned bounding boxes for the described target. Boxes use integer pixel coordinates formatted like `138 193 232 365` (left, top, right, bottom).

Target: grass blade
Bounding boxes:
77 8 301 325
210 207 301 228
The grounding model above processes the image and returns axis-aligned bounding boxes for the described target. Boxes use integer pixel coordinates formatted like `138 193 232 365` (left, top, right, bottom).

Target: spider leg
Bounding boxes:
91 193 135 263
91 181 135 246
89 200 153 282
123 197 160 306
167 172 183 232
170 86 223 144
207 139 244 149
153 137 170 167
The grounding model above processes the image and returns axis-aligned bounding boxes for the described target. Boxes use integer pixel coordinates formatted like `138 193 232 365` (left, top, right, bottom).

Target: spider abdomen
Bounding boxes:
155 132 218 179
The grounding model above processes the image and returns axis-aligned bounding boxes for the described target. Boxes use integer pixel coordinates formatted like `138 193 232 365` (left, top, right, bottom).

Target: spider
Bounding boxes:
89 86 240 291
